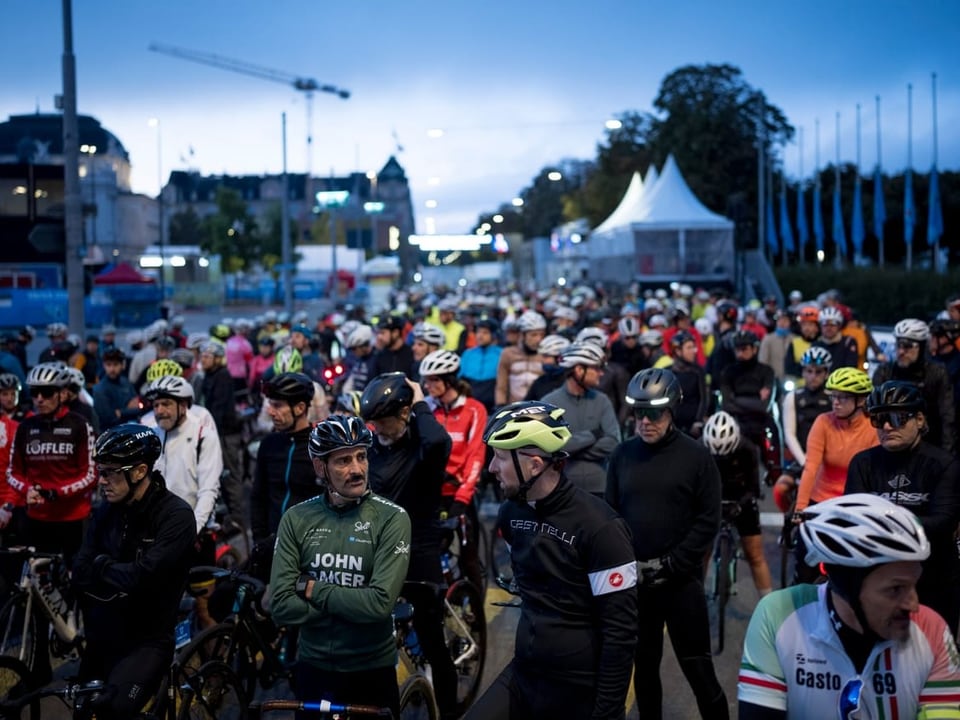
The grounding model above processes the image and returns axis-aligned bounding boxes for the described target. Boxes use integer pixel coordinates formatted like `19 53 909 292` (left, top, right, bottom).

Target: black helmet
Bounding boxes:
670 330 695 349
93 423 162 469
625 368 682 410
309 415 373 459
867 381 925 414
0 373 21 391
475 317 499 333
930 318 960 341
263 372 316 406
360 372 414 421
733 330 760 348
717 301 739 324
51 340 78 362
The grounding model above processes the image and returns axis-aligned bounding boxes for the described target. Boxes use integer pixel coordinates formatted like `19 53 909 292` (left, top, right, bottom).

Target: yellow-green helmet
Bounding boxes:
483 401 571 455
825 367 873 395
145 359 183 382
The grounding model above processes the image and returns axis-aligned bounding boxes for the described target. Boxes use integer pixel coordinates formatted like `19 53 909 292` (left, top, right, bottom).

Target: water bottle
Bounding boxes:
404 627 421 657
440 553 451 577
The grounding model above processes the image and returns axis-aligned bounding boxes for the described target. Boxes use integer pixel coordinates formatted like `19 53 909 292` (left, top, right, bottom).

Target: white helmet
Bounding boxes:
639 330 663 348
144 375 195 401
694 318 713 336
648 314 667 328
819 306 844 325
537 334 571 358
419 350 461 377
702 411 741 455
517 311 547 333
186 332 209 350
894 318 930 342
345 325 374 349
27 363 68 389
413 322 446 347
643 299 663 313
339 320 361 340
800 494 930 568
618 316 640 338
63 367 86 391
575 327 608 348
559 341 606 369
553 306 579 323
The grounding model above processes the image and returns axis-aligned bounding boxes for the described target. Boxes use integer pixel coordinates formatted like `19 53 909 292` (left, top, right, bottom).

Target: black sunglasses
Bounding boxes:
869 411 917 429
31 386 59 398
896 340 920 350
634 407 668 422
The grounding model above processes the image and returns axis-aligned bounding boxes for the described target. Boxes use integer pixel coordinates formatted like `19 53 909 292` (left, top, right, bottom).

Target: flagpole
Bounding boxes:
931 72 940 272
906 83 913 271
815 118 823 265
758 96 766 264
855 103 862 265
799 126 806 265
876 95 884 268
778 161 786 267
834 111 843 269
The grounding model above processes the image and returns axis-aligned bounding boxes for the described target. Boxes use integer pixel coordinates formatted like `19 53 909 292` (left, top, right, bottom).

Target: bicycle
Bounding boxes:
710 500 743 655
0 547 82 675
249 698 392 718
393 586 440 720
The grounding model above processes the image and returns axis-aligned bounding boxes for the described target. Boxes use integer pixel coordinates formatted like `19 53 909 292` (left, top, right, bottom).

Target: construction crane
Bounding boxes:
148 42 350 185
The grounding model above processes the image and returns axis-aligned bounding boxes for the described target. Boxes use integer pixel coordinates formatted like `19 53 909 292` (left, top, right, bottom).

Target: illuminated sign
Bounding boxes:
409 234 493 252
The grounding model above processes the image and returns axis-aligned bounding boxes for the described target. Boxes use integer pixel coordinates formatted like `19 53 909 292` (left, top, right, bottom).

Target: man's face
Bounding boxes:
152 397 186 432
895 339 922 369
0 388 18 413
800 321 820 340
802 365 829 392
522 329 545 352
290 331 309 351
370 412 408 446
635 407 672 444
439 310 454 325
97 463 142 504
475 327 492 347
573 364 603 389
353 343 371 358
488 448 543 499
266 397 303 432
675 315 691 329
859 561 922 641
734 344 757 362
821 321 841 340
680 340 697 364
948 304 960 322
412 339 431 362
375 328 391 350
776 315 792 332
200 352 218 372
314 446 369 502
31 385 60 415
874 410 924 452
103 359 124 380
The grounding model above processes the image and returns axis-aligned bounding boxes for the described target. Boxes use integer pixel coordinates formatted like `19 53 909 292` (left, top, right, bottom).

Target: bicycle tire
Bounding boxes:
0 656 40 720
398 674 439 720
444 580 486 715
0 595 36 672
714 531 734 655
176 622 257 703
178 660 247 720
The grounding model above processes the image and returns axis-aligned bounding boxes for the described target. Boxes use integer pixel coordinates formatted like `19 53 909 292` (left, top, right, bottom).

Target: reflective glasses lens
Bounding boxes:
896 340 919 350
869 411 916 429
31 387 58 398
634 407 666 422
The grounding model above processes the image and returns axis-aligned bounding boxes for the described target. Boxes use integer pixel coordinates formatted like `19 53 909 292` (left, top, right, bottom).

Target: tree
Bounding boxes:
645 63 793 229
168 207 204 247
199 186 261 274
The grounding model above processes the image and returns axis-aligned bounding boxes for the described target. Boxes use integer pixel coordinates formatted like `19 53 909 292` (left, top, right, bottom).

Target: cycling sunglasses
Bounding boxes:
896 340 920 350
30 386 59 398
634 407 668 422
869 411 917 429
838 677 863 720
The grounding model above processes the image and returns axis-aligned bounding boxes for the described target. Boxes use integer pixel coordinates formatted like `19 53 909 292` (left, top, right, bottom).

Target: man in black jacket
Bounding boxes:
361 372 458 719
607 368 728 720
467 401 637 720
73 423 196 720
370 316 415 379
92 349 141 431
845 381 960 634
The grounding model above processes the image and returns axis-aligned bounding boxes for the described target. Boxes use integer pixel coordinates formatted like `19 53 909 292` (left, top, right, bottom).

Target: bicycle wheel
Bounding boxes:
0 595 36 672
0 656 40 720
444 580 486 715
398 674 439 720
714 531 734 655
488 528 511 586
179 660 247 720
176 623 257 703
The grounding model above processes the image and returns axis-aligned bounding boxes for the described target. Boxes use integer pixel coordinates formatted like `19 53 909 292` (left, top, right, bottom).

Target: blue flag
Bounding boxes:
904 169 916 246
766 193 779 254
873 167 885 243
928 166 944 246
797 183 810 253
833 182 847 259
813 183 825 252
779 186 795 253
851 177 865 256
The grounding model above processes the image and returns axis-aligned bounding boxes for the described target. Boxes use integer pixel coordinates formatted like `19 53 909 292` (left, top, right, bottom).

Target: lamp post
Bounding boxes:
79 144 96 249
148 117 166 313
362 200 385 279
315 189 350 299
61 0 85 333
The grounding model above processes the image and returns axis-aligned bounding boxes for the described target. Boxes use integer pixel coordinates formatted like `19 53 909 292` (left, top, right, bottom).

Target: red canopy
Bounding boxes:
94 262 155 285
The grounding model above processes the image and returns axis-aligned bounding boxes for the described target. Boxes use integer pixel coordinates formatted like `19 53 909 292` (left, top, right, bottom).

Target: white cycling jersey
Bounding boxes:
739 583 960 719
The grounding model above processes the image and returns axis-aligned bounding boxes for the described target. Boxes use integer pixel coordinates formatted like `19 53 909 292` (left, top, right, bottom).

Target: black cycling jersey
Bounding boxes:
813 335 859 370
498 474 637 717
873 358 956 455
793 386 832 451
714 438 761 503
250 426 317 543
672 358 709 433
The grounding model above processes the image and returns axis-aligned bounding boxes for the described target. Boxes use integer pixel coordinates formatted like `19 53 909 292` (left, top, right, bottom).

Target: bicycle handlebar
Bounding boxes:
187 565 269 615
0 546 63 560
250 699 393 717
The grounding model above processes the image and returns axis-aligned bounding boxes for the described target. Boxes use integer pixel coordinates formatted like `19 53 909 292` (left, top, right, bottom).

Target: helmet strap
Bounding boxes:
509 450 552 504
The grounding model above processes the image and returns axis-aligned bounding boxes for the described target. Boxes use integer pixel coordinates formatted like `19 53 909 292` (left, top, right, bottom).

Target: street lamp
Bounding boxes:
315 189 350 299
79 144 97 248
148 118 166 312
363 201 385 277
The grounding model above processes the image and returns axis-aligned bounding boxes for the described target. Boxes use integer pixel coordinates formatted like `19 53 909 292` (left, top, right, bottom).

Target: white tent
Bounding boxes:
588 154 735 286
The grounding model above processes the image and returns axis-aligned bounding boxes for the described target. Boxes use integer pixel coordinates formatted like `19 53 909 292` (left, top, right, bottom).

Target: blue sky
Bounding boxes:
2 0 958 234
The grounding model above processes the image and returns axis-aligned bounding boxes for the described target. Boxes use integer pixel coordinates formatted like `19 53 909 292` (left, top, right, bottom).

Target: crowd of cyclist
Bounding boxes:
1 282 960 718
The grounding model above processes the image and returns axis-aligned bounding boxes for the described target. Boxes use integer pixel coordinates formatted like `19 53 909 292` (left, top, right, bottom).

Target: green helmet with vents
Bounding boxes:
483 401 571 455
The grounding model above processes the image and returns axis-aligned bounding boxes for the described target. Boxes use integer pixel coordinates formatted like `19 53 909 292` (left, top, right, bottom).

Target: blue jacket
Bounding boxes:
460 344 501 382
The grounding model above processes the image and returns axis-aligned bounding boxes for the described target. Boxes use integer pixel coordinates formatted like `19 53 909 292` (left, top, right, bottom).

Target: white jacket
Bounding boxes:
145 408 223 533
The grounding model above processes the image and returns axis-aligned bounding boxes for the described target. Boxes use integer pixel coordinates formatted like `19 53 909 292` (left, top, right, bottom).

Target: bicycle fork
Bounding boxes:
443 598 478 667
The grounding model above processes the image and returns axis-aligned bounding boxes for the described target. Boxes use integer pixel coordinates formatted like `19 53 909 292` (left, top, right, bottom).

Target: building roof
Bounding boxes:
0 113 130 163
